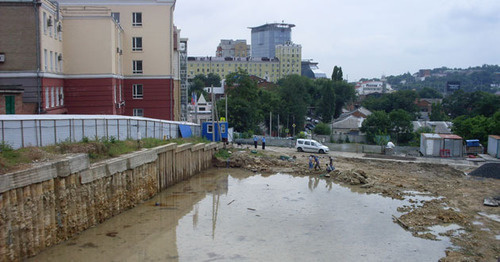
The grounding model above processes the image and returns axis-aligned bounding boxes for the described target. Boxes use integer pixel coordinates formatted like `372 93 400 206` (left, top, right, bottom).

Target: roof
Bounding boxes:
332 116 364 129
422 133 441 139
489 135 500 140
439 134 462 140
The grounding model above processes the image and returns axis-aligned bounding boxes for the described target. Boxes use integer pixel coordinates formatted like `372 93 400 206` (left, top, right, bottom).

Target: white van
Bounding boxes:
295 139 329 154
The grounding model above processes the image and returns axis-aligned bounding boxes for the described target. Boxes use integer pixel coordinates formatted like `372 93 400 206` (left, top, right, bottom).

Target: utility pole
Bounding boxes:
211 85 215 142
269 111 272 137
277 114 280 138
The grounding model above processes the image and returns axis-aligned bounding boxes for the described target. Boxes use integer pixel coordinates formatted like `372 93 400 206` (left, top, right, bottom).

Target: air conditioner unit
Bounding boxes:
57 24 62 32
47 19 53 27
58 54 62 61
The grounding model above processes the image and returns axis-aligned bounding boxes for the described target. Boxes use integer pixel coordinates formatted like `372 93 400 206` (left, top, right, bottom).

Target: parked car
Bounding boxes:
295 139 329 154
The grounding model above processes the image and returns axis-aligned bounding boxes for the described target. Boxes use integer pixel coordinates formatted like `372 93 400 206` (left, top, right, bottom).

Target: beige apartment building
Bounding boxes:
0 0 181 120
188 41 301 83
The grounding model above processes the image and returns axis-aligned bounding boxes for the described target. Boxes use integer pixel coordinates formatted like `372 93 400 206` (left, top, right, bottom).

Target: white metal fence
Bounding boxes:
0 115 201 149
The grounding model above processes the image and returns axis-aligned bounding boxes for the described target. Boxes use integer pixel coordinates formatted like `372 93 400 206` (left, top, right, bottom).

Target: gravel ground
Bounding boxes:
468 163 500 179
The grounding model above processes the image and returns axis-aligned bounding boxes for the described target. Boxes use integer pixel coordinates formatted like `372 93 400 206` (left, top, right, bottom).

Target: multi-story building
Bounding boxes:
301 60 327 79
0 0 66 114
0 0 180 120
59 0 179 120
275 41 301 79
216 39 250 58
187 56 280 83
249 23 294 58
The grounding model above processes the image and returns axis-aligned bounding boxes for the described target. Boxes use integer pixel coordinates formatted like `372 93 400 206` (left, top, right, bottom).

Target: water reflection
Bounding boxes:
30 169 453 262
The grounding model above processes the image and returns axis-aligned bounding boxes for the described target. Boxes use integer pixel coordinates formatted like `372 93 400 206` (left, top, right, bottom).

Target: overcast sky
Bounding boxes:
174 0 500 82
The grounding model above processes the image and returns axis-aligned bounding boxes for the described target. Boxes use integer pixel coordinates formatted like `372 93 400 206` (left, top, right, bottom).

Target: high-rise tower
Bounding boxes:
249 23 295 58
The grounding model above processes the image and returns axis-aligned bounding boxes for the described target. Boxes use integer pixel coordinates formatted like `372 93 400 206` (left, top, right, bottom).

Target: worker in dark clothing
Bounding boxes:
262 136 266 150
253 136 258 149
314 155 320 170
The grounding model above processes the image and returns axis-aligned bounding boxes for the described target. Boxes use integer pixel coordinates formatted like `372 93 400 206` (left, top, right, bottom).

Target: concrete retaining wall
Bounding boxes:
0 142 221 261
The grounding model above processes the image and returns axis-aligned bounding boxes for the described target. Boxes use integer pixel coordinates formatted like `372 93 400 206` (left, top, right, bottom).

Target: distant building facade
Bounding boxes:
301 60 327 79
216 39 250 58
275 41 301 79
188 56 281 83
355 80 393 95
249 23 295 58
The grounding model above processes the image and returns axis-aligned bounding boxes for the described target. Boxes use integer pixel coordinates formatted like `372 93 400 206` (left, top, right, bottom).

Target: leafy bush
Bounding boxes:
313 123 331 135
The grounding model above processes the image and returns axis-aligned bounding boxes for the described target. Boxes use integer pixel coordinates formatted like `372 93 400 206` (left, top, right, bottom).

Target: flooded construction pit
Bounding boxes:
30 169 456 261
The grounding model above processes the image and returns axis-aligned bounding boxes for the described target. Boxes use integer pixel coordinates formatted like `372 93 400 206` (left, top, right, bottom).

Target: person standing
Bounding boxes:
314 155 320 170
309 155 314 169
253 136 258 149
262 136 266 150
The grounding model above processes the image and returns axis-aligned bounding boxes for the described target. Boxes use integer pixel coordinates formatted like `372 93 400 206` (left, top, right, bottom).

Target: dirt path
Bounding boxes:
220 146 500 261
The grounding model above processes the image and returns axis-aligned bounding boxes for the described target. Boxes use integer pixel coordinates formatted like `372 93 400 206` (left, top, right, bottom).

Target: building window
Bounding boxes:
49 51 53 71
132 12 142 27
119 84 122 101
133 60 143 74
132 37 143 51
44 49 48 71
111 12 120 23
54 52 58 72
43 12 47 35
133 84 143 99
207 124 213 133
48 16 53 37
133 108 144 117
50 87 55 107
59 87 64 106
45 88 49 108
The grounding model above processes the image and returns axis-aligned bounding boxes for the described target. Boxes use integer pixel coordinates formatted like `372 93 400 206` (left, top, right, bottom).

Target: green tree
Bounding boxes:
333 81 356 118
316 79 336 122
224 69 260 132
429 102 448 121
331 66 343 81
277 75 313 132
360 111 391 144
452 115 490 145
418 87 443 98
389 109 414 144
313 122 331 135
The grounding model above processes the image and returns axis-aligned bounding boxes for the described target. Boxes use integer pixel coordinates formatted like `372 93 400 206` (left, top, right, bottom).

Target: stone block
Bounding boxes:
106 158 127 175
68 154 90 174
154 143 177 154
176 143 192 153
127 150 158 169
80 164 108 184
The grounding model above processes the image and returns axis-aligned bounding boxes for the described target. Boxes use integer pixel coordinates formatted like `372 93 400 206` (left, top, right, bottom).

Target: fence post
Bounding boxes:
82 119 85 139
54 120 57 144
95 119 98 140
106 119 109 140
1 120 4 144
35 120 39 147
39 120 43 146
21 120 24 148
69 119 72 142
117 119 120 141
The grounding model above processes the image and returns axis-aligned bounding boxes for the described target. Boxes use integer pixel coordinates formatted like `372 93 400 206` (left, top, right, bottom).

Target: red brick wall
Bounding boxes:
124 78 175 120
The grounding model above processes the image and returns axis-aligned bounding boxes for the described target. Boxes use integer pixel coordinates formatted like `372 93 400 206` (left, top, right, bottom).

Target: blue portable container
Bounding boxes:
466 139 480 147
202 122 228 142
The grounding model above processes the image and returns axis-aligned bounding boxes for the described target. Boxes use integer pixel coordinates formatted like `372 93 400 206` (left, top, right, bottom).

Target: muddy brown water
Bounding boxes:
29 169 455 261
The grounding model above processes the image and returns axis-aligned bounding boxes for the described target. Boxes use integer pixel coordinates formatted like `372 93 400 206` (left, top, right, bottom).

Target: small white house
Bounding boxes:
487 135 500 159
